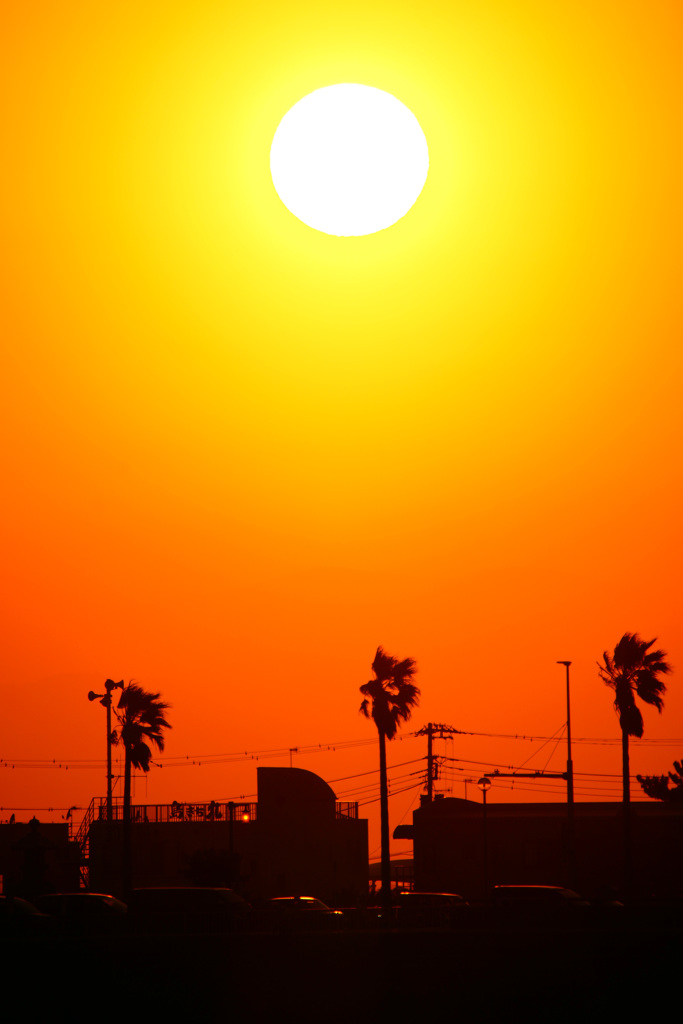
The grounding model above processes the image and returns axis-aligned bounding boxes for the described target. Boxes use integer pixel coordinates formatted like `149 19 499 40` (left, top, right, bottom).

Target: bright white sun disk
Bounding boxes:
270 84 429 237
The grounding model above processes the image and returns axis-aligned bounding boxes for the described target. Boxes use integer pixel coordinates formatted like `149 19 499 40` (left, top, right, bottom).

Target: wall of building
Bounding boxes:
253 767 367 904
88 767 368 905
406 797 683 898
0 819 80 899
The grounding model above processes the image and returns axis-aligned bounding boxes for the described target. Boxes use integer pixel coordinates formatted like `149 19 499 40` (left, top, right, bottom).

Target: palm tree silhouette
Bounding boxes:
112 682 171 893
598 632 671 892
360 646 419 915
598 632 671 804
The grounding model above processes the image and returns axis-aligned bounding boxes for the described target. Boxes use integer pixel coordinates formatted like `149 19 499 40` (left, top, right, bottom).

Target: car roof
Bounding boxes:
130 887 247 905
494 885 566 891
39 892 117 898
132 886 236 891
399 891 465 898
492 885 581 898
267 896 331 906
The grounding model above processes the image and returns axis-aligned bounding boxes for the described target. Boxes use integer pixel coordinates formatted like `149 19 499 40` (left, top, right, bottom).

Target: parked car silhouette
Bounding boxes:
34 892 127 936
128 886 250 934
394 890 469 928
259 896 343 931
489 885 590 925
0 895 52 938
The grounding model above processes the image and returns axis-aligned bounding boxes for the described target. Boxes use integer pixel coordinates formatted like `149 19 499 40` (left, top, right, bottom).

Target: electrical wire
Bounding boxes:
359 780 424 807
2 731 680 770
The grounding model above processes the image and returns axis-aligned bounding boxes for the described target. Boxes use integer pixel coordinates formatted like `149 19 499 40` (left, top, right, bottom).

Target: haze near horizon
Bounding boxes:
2 1 682 856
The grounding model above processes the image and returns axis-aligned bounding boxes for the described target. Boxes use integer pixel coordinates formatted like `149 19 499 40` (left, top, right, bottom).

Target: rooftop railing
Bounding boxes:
82 796 358 830
93 797 257 824
336 802 359 819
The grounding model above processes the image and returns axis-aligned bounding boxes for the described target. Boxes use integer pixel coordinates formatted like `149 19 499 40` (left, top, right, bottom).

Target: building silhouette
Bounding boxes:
0 818 80 898
85 767 368 905
395 795 683 898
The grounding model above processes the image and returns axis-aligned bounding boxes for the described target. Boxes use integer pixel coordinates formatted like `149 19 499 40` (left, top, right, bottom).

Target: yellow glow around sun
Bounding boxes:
270 84 429 237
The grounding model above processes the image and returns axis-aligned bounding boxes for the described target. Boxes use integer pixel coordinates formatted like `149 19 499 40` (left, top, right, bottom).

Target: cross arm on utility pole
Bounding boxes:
414 723 461 738
483 770 568 779
415 723 460 801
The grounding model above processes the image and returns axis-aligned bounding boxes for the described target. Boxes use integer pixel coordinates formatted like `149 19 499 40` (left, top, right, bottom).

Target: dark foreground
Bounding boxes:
5 913 680 1023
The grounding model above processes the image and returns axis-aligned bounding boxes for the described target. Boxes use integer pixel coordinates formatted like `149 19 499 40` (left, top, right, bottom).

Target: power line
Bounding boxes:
0 739 379 771
425 731 683 746
0 806 83 812
360 781 424 807
326 758 424 784
2 732 681 771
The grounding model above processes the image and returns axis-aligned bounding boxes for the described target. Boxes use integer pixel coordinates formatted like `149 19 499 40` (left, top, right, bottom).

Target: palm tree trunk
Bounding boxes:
123 744 132 898
621 725 632 897
621 725 630 806
378 729 391 919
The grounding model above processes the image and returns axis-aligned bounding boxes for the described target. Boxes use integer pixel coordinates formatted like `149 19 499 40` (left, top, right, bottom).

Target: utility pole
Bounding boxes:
557 661 574 806
557 661 576 888
415 723 459 800
478 777 491 892
88 679 124 822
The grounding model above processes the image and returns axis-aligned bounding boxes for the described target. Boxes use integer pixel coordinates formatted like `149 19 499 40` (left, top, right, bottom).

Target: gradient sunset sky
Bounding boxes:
2 1 682 857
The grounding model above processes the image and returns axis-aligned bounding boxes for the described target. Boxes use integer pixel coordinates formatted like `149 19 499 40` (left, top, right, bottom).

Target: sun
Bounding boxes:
270 83 429 237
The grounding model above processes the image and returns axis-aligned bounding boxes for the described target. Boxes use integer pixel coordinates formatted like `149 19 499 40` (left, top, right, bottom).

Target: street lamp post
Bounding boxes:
478 777 491 894
88 679 123 822
557 661 576 886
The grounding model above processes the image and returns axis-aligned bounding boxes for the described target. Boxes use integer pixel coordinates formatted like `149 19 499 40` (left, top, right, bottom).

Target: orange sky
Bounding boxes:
2 1 682 861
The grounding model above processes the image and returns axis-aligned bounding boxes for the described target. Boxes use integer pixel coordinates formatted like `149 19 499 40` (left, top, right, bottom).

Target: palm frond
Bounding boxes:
642 647 671 674
393 656 417 683
634 669 666 711
600 631 671 737
129 740 153 772
115 682 172 763
617 700 644 738
613 633 645 670
371 646 399 684
360 646 420 739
